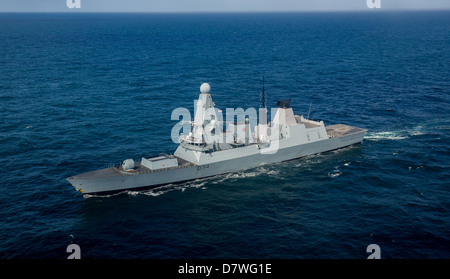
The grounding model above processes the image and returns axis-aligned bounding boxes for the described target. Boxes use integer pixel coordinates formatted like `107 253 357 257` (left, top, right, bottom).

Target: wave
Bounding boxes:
83 166 281 198
364 131 409 141
82 179 210 198
83 191 126 199
364 118 450 141
133 166 280 196
131 178 210 197
365 125 426 141
328 167 342 178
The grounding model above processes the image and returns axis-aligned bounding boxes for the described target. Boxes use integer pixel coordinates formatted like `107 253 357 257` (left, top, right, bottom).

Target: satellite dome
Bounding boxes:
200 83 211 94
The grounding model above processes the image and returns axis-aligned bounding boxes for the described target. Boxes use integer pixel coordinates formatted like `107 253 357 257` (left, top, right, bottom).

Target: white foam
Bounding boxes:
408 124 427 136
133 179 208 197
365 131 408 140
328 172 341 178
365 124 431 141
83 191 125 199
328 166 342 178
267 169 280 175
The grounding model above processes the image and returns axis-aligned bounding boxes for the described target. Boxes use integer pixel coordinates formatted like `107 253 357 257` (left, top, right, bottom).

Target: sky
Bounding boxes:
0 0 449 13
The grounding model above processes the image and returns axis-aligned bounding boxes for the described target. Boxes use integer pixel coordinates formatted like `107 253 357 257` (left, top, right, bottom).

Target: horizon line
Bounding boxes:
0 8 449 14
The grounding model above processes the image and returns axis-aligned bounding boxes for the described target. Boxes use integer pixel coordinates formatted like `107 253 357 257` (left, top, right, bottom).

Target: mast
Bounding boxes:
261 75 266 109
258 76 268 142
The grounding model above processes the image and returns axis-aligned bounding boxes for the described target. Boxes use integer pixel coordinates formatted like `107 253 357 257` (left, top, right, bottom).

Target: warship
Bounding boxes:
67 82 367 195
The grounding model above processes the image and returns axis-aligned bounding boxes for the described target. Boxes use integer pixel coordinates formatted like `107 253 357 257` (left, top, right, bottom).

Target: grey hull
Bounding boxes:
67 130 365 195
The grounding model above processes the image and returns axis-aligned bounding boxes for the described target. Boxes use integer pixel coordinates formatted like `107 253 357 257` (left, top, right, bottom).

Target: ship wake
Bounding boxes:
364 126 426 141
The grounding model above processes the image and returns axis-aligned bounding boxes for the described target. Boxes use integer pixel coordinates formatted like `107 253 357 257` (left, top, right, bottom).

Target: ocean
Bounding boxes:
0 11 448 259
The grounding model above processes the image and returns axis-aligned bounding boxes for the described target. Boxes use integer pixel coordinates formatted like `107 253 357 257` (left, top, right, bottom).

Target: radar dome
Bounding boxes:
200 83 211 94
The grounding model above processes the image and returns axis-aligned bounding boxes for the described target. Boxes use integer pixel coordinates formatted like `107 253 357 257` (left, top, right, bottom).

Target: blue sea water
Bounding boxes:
0 12 449 259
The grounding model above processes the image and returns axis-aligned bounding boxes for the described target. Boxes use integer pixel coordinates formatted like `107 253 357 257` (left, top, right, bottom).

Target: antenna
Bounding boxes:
307 102 312 119
261 75 266 108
